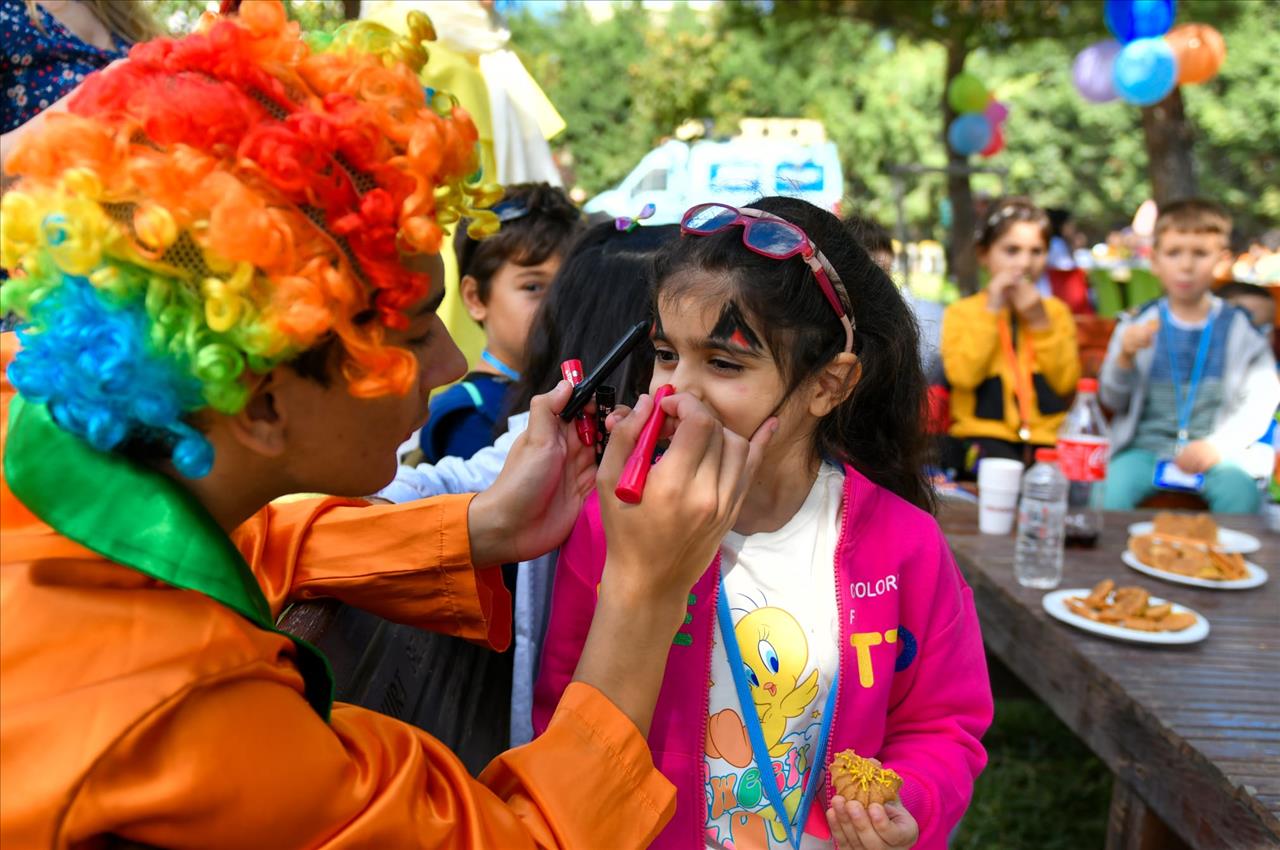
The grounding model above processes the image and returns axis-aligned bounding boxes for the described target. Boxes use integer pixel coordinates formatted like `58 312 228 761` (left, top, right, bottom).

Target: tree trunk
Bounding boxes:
1141 87 1197 206
944 39 979 295
342 0 361 21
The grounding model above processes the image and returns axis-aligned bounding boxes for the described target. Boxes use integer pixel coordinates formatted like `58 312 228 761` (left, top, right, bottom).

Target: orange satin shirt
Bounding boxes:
0 335 675 848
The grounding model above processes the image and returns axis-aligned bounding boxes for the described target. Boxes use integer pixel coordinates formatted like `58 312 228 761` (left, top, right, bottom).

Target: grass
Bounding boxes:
952 698 1112 850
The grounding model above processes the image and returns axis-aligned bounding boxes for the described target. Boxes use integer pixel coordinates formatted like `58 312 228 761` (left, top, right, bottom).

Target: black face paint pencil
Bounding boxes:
560 320 650 422
593 384 616 463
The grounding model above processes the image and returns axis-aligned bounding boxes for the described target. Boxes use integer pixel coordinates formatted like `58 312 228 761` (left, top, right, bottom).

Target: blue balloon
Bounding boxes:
1113 37 1179 106
947 114 992 157
1104 0 1176 44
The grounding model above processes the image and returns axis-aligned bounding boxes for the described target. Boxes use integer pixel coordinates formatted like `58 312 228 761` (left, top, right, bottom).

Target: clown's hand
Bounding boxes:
467 380 596 566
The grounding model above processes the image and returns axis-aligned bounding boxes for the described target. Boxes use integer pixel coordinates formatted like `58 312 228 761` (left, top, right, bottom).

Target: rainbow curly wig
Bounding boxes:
0 0 502 477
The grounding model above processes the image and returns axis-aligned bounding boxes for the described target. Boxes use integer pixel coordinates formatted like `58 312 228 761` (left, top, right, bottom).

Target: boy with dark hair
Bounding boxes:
843 210 950 388
422 182 583 462
1099 199 1280 511
842 210 894 272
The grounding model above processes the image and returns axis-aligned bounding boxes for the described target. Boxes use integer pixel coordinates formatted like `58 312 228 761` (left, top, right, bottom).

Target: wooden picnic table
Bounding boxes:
939 500 1280 850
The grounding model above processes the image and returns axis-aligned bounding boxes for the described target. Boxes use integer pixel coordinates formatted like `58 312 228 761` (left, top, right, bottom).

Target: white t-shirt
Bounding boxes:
704 464 844 850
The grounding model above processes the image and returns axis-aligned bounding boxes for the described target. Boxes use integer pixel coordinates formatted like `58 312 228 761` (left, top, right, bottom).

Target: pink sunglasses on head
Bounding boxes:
679 202 855 353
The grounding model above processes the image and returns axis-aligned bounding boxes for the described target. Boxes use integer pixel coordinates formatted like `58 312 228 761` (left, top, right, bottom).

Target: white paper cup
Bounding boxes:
977 458 1025 491
978 488 1020 534
978 458 1024 535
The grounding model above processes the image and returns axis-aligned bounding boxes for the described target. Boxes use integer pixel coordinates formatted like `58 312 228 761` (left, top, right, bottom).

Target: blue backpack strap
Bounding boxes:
419 378 511 461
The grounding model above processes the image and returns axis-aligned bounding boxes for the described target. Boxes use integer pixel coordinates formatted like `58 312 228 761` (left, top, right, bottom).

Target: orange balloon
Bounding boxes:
1166 23 1226 85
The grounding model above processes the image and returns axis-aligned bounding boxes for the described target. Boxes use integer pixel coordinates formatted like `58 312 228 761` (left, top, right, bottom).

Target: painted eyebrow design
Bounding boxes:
708 302 763 353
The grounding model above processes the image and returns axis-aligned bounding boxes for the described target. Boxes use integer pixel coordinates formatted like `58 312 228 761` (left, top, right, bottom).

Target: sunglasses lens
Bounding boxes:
744 219 804 258
684 204 738 233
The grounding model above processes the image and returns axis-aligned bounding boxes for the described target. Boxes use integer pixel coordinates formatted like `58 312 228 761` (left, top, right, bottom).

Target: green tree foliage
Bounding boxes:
508 2 653 197
146 0 347 35
509 1 1276 244
1181 0 1280 233
139 1 1275 242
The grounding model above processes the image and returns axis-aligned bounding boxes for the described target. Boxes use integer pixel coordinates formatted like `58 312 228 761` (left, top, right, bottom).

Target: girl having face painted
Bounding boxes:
534 198 993 850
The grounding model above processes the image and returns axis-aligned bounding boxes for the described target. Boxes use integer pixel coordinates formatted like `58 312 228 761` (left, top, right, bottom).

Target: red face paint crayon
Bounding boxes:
615 384 675 504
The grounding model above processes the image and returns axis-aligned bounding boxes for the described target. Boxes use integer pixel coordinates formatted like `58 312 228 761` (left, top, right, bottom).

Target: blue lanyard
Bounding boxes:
481 349 521 381
716 575 839 849
1157 300 1216 448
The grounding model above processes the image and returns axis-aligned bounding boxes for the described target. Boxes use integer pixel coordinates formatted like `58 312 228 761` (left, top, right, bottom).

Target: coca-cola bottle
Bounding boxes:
1056 378 1111 548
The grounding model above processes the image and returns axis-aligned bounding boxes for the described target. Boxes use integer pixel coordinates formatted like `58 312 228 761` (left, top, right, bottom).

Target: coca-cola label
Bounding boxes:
1058 436 1109 482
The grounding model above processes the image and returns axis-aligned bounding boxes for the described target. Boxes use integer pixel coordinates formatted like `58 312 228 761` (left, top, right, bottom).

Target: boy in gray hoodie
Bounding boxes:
1099 199 1279 512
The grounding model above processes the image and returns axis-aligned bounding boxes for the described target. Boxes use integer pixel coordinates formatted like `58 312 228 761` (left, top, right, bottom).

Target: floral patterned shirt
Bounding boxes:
1 0 128 133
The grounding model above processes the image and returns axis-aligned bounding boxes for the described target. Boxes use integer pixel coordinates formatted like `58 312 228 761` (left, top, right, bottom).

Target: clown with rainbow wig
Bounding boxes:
0 2 772 846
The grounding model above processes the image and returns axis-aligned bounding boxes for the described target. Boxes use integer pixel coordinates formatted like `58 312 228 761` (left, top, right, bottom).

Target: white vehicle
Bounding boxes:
585 120 844 225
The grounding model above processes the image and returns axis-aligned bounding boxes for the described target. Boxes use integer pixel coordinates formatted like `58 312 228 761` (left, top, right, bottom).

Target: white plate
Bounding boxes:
1122 550 1268 590
1042 589 1209 645
1127 521 1261 555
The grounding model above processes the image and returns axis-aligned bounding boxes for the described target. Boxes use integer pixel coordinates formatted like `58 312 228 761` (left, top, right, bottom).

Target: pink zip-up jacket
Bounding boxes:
533 465 992 850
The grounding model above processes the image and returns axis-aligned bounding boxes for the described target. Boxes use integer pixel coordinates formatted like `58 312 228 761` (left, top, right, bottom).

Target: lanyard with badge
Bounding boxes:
996 313 1034 444
716 575 839 849
1152 300 1216 492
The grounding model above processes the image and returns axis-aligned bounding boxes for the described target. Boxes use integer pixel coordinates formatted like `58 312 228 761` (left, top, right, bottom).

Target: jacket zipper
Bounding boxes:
824 472 855 814
697 554 721 849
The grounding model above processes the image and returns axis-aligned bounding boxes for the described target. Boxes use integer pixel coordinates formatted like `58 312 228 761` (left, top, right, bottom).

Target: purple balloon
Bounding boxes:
1074 40 1122 103
984 100 1009 125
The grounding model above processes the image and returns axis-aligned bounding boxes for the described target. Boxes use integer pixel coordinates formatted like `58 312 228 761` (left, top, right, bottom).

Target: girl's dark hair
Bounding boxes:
654 196 935 513
977 197 1050 251
455 182 583 304
500 222 681 431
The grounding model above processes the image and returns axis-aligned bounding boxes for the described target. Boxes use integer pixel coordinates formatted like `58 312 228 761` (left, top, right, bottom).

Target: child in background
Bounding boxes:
845 211 946 387
535 198 992 850
1099 200 1280 512
1216 280 1276 342
374 221 678 752
941 198 1080 475
842 212 895 273
1216 283 1279 489
419 182 582 462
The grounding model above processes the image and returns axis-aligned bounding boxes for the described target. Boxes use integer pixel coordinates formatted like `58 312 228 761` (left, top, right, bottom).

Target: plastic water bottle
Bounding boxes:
1014 448 1068 589
1057 378 1110 548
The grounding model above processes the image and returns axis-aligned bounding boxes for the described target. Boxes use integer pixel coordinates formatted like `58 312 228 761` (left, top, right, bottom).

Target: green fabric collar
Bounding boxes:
4 397 334 720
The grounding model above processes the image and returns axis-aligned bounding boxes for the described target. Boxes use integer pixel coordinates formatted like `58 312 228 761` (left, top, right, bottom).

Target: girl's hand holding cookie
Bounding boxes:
828 798 919 850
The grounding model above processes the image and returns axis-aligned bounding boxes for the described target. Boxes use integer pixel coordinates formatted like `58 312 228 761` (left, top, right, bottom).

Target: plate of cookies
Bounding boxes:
1128 512 1261 555
1043 580 1209 645
1124 539 1267 590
